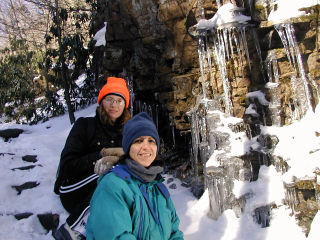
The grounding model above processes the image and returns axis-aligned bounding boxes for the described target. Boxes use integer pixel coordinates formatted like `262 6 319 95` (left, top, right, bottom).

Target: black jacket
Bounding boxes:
54 114 123 194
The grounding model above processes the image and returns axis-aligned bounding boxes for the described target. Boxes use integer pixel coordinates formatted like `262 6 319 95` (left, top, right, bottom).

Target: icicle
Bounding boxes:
232 29 245 79
308 74 320 102
290 75 302 121
284 24 312 110
142 102 147 113
205 33 214 90
248 0 254 16
272 56 279 83
249 160 254 181
213 32 232 115
276 23 312 112
198 31 208 100
155 104 159 129
252 29 266 82
170 116 176 148
199 115 208 143
207 170 224 219
275 24 295 68
262 108 267 126
228 28 235 61
200 1 205 19
285 184 298 212
246 123 252 139
128 77 134 116
266 61 272 83
147 105 153 119
216 0 222 9
239 26 251 70
190 111 200 177
254 206 271 228
266 50 279 84
223 29 230 60
136 100 140 112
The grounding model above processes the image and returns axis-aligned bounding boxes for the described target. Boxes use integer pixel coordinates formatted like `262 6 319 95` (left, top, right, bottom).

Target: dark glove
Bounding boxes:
94 156 120 175
100 147 124 157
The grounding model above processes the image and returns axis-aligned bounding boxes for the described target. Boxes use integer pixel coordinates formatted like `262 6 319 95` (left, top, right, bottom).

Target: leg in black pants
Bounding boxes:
54 180 97 239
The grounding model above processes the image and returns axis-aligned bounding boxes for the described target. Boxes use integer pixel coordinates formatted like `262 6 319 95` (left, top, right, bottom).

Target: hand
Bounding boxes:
100 147 124 157
94 156 120 175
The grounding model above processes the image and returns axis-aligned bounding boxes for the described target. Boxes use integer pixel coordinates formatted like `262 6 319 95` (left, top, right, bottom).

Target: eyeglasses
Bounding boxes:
104 97 125 106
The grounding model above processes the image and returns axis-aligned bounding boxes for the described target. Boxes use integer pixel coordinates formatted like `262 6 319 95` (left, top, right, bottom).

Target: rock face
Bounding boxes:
93 0 203 130
93 0 320 234
93 0 319 129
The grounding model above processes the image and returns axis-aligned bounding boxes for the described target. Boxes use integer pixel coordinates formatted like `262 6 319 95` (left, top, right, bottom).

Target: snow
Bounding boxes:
94 22 107 47
262 107 320 182
247 91 270 106
245 104 259 116
0 102 319 239
1 1 320 239
268 0 319 23
196 0 319 30
197 3 251 30
202 105 320 240
265 82 279 89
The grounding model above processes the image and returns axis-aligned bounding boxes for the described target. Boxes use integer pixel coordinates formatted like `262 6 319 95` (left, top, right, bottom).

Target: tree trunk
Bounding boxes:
55 0 75 124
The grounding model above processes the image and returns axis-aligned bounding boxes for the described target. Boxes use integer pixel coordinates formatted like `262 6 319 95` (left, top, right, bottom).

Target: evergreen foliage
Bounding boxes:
44 0 97 124
0 38 41 123
0 0 98 125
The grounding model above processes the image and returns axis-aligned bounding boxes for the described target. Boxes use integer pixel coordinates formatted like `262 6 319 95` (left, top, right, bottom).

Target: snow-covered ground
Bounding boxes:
0 1 319 239
0 103 319 240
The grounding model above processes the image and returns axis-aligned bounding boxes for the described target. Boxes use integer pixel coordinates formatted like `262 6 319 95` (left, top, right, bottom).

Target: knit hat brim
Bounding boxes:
105 93 125 101
122 112 160 154
97 77 130 108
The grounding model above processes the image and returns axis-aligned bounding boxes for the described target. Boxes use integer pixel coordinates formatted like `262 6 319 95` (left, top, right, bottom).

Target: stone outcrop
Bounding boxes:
0 128 24 142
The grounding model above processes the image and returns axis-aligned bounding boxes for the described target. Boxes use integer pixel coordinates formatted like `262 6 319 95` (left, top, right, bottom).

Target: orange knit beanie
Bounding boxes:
97 77 130 108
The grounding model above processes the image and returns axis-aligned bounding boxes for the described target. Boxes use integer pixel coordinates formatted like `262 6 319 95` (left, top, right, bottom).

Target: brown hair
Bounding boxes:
97 104 131 131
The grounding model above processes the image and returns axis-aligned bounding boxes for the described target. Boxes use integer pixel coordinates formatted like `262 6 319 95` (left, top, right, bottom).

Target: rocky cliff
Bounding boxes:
92 0 319 129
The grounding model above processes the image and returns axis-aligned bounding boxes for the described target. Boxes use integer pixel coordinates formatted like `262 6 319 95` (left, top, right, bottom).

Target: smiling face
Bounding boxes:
101 95 126 122
129 136 157 167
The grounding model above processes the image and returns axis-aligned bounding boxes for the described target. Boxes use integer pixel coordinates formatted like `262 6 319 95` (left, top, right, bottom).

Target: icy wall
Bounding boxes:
189 0 320 235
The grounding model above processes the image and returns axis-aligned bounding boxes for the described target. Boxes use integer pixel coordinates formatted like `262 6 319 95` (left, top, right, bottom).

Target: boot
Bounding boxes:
53 223 85 240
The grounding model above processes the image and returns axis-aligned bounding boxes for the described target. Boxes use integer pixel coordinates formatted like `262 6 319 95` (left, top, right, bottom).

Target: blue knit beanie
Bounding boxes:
122 112 160 154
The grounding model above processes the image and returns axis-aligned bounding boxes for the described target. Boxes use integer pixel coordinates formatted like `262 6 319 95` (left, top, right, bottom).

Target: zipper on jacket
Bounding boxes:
138 196 144 240
147 186 165 239
140 185 161 225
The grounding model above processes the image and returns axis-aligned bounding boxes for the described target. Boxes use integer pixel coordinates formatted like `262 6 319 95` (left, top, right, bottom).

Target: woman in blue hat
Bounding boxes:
86 112 184 240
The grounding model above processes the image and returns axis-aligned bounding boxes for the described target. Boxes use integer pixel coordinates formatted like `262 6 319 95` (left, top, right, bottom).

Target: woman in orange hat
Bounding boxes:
53 77 131 240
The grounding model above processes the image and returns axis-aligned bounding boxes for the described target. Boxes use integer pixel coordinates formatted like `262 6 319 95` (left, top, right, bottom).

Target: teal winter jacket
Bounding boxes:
86 164 184 240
